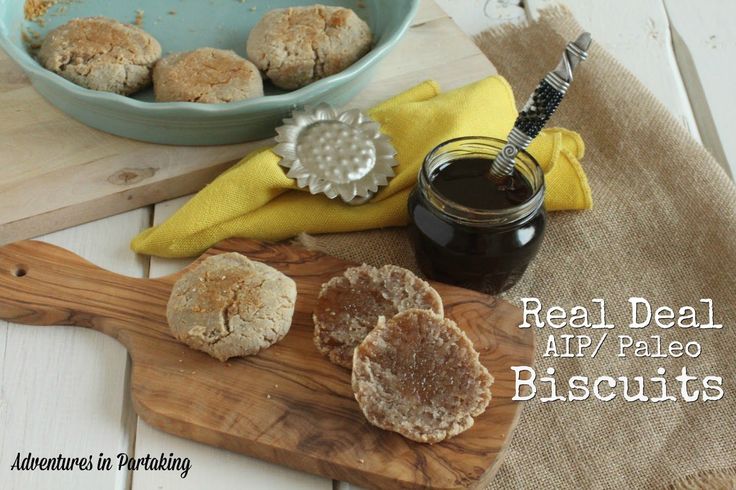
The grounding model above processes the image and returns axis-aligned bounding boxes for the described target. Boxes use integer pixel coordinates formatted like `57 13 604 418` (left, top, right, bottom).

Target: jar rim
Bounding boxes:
419 136 545 226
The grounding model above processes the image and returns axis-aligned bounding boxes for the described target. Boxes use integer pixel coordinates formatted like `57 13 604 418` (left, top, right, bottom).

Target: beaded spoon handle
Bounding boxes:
488 32 592 181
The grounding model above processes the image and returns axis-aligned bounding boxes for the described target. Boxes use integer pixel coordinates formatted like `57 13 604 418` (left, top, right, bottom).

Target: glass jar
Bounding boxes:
408 137 546 294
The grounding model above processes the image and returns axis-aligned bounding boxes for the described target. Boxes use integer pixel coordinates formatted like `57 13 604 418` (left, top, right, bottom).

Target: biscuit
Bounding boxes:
246 5 372 90
313 264 443 369
153 48 264 103
38 17 161 95
352 309 494 443
167 252 296 362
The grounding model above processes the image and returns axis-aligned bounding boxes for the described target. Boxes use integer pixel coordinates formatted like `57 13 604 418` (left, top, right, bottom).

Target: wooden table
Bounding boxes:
1 1 734 489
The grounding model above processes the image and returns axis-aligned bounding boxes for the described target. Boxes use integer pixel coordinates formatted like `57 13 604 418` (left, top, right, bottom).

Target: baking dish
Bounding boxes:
0 0 418 145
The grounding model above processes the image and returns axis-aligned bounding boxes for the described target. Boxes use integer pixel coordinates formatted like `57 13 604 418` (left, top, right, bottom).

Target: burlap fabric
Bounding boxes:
298 7 736 489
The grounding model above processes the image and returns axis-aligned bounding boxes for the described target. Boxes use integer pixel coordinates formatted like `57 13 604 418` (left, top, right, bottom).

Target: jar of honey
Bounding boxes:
408 137 546 294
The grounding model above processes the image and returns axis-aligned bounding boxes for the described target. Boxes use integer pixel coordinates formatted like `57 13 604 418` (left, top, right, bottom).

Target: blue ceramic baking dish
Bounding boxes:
0 0 418 145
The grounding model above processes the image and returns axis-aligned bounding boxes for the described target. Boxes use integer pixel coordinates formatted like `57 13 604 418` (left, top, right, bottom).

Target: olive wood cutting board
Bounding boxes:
0 238 533 489
0 0 496 244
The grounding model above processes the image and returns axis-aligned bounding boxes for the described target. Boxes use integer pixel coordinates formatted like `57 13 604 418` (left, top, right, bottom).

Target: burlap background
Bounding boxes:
298 7 736 489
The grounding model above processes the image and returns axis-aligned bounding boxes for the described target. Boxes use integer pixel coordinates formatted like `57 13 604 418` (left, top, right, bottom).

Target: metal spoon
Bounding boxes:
488 32 592 181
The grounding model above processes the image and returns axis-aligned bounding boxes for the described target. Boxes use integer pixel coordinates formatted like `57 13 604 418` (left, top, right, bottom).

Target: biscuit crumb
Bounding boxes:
274 384 279 388
358 458 365 464
22 28 42 50
249 6 256 11
134 9 144 26
266 394 272 399
24 0 55 20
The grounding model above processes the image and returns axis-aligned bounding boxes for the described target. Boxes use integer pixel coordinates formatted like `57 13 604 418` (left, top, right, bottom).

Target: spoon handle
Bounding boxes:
489 32 592 181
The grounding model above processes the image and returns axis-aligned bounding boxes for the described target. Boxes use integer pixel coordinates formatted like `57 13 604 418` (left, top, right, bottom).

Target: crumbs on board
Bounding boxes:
21 27 42 50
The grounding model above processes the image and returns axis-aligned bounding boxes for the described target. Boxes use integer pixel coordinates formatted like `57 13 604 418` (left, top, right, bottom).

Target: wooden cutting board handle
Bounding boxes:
0 240 170 344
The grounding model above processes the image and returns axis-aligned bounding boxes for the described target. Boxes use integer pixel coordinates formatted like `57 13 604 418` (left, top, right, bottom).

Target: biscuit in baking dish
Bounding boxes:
246 4 372 90
153 48 264 103
38 17 161 95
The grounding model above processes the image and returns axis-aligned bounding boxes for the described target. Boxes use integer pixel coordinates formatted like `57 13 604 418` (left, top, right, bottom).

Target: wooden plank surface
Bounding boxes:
435 0 526 32
0 238 533 490
547 0 700 137
0 0 496 245
451 0 701 137
664 0 735 177
0 209 149 490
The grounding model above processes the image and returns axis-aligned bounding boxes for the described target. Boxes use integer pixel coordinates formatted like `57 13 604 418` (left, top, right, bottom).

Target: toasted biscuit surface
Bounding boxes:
38 16 161 95
153 48 264 103
246 4 372 89
352 309 494 443
167 253 296 361
313 264 443 369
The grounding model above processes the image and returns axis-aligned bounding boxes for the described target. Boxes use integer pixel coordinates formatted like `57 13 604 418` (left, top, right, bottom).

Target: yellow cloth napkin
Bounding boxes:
132 76 591 258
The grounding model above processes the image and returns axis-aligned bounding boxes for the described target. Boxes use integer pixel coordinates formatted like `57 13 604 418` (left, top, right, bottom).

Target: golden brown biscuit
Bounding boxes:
38 17 161 95
246 5 372 90
154 48 263 103
167 253 296 361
